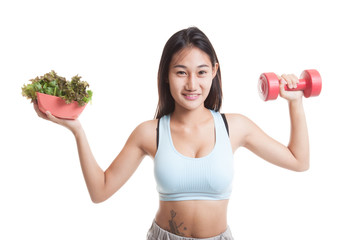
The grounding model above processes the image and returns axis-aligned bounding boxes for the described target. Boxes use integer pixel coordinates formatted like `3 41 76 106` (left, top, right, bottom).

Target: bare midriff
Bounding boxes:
155 199 229 238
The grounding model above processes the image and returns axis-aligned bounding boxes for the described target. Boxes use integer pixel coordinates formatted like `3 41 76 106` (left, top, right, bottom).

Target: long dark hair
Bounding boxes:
154 27 223 119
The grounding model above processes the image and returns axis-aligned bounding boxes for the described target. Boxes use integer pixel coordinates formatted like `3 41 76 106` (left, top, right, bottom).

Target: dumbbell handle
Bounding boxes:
283 78 307 91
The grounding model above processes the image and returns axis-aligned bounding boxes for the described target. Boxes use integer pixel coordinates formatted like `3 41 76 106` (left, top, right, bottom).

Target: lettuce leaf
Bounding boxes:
21 70 92 106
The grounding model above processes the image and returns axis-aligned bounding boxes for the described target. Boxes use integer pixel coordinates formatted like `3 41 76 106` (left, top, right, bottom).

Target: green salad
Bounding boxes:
22 70 93 106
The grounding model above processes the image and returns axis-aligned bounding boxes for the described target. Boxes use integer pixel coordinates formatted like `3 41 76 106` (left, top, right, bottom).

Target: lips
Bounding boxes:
183 93 200 100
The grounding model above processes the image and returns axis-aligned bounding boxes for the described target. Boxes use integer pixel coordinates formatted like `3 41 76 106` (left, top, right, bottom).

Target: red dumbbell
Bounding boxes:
258 69 322 101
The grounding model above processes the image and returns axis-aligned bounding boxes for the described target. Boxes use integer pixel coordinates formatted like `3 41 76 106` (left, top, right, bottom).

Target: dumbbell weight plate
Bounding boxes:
301 69 322 98
258 72 280 101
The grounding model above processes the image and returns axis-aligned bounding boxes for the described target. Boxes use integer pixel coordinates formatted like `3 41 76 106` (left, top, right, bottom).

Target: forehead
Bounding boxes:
170 47 211 66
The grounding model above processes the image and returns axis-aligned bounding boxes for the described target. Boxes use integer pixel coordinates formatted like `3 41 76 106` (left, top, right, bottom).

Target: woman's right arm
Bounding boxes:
34 103 155 203
74 122 152 203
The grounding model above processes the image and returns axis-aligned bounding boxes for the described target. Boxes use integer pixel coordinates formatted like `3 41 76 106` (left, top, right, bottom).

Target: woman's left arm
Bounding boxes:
228 74 309 172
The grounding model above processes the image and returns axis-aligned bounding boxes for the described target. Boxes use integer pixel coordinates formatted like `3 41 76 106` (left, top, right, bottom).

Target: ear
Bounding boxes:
212 63 219 78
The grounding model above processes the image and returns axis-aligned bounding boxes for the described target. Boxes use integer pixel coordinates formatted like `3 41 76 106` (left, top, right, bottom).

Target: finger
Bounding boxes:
291 74 299 83
277 75 287 96
289 74 299 88
33 103 48 119
278 74 285 84
45 111 61 124
281 74 293 88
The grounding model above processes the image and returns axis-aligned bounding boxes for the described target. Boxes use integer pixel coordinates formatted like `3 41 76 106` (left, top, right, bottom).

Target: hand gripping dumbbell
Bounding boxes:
258 69 322 101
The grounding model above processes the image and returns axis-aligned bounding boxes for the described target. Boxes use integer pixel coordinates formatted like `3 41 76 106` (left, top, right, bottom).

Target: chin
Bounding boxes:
177 101 205 112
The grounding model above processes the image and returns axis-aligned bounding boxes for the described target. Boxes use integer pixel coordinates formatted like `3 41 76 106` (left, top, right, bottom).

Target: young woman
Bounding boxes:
33 27 309 240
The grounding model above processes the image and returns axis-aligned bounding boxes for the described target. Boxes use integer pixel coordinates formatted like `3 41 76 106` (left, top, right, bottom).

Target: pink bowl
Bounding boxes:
37 92 87 120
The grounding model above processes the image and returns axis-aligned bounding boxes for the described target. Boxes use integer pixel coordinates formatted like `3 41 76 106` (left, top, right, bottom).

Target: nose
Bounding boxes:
185 74 197 91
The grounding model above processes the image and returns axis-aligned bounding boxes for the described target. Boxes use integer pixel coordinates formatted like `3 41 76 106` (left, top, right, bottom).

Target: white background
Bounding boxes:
1 0 359 239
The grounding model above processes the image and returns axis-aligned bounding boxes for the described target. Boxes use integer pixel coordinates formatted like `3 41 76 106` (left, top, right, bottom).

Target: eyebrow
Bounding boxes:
173 64 210 69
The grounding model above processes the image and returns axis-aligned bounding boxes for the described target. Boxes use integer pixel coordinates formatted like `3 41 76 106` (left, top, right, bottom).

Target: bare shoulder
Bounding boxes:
222 113 256 149
133 119 158 136
224 113 255 130
224 113 251 123
131 119 158 158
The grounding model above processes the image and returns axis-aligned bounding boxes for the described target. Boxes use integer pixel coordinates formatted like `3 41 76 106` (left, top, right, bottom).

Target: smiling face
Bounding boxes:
168 47 219 112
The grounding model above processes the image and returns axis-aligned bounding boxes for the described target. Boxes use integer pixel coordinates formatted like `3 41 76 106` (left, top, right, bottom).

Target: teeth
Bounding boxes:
185 94 198 97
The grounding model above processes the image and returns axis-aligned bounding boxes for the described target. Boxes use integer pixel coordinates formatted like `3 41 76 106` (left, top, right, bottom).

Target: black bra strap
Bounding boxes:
221 113 229 137
156 118 160 148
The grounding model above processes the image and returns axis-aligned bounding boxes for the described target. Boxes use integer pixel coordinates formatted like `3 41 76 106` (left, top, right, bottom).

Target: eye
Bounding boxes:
199 70 207 75
177 71 187 76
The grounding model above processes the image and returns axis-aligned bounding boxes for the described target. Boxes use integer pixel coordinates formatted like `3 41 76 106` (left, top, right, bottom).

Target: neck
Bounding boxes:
171 105 211 126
